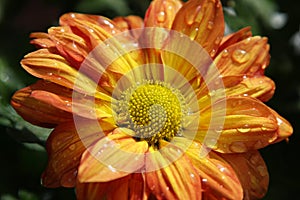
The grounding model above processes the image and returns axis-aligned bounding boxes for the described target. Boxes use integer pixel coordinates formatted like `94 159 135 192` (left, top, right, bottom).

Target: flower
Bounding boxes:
11 0 293 199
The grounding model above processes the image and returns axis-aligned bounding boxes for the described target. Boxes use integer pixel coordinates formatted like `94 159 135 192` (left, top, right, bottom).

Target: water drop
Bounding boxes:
229 141 247 153
69 144 76 150
207 21 214 30
257 165 268 177
157 11 166 23
243 37 252 45
236 125 251 133
232 49 250 64
222 49 229 58
204 138 218 149
108 165 117 173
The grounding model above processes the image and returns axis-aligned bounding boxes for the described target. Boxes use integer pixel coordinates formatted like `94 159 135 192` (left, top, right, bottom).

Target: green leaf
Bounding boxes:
224 0 277 34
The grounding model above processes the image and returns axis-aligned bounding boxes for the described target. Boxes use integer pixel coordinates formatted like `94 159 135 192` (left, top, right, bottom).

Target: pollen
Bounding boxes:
116 80 186 146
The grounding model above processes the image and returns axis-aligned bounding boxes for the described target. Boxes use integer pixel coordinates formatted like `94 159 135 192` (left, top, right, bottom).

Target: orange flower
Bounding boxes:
11 0 293 199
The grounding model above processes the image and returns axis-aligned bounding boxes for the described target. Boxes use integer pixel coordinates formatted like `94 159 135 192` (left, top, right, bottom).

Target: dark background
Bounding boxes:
0 0 299 199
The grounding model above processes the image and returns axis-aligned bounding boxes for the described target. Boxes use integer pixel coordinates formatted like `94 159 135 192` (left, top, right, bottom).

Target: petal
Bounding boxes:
113 15 144 39
173 137 243 200
11 81 72 127
47 26 90 68
60 13 121 37
219 151 269 199
269 108 293 143
225 75 275 102
20 49 108 95
30 32 56 49
11 80 114 127
217 26 252 54
214 36 270 76
78 128 148 182
144 0 182 28
194 97 278 153
142 0 182 64
42 119 113 187
172 0 224 56
145 141 201 200
76 174 149 200
42 121 99 187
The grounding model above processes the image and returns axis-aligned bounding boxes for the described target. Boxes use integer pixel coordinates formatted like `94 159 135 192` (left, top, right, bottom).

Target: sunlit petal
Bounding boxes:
172 0 224 56
173 137 243 199
194 97 278 153
145 141 201 200
78 129 148 182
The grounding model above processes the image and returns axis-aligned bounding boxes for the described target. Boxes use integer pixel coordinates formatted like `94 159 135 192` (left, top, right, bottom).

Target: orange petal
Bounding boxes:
11 81 72 127
214 36 270 76
113 15 144 39
20 49 107 95
144 0 182 28
60 13 121 37
217 26 252 54
225 75 275 102
219 151 269 199
172 0 224 57
78 129 148 182
30 32 56 49
173 137 243 199
140 0 182 64
42 122 85 187
145 141 201 200
76 174 149 200
268 108 293 143
194 97 278 153
47 26 90 68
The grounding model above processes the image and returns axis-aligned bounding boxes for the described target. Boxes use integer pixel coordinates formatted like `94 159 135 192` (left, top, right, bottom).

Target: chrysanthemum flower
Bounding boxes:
11 0 293 199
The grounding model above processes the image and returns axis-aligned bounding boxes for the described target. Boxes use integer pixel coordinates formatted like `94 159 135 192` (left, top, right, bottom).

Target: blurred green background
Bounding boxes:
0 0 299 199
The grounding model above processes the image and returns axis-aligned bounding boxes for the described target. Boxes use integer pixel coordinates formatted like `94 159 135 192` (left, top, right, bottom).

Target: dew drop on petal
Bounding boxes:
108 165 117 173
232 49 250 64
157 11 166 23
236 125 251 133
207 21 214 30
222 49 229 58
257 165 268 177
68 144 76 151
229 141 247 153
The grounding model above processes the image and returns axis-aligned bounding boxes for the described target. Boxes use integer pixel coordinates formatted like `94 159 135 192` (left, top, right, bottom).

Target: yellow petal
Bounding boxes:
173 137 243 200
219 151 269 199
194 97 278 153
172 0 224 56
145 141 201 200
78 129 148 182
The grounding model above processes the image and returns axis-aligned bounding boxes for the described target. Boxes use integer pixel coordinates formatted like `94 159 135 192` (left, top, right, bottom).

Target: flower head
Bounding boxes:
11 0 293 199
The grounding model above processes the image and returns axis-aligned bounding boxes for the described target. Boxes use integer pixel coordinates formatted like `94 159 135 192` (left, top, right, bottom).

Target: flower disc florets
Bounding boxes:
116 80 186 146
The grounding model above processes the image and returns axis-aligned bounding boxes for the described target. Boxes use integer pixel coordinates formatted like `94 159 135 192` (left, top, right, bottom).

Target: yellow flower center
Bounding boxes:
116 81 185 146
